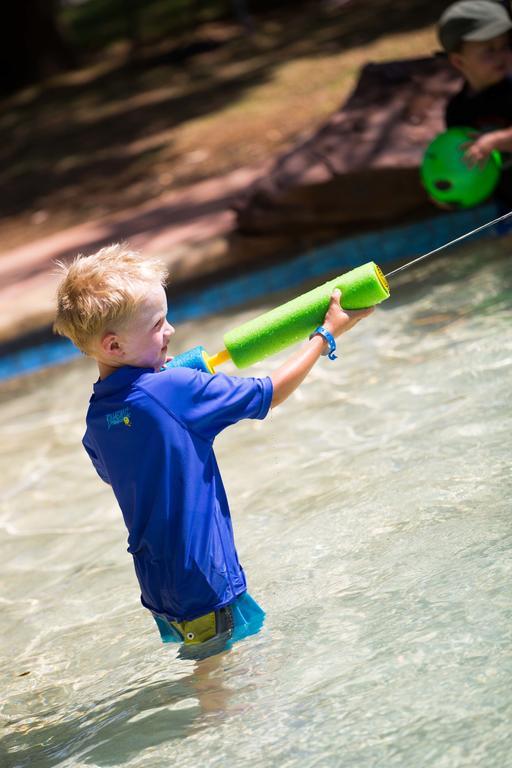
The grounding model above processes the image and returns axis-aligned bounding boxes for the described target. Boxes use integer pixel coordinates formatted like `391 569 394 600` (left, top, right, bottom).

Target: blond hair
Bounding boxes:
53 243 168 354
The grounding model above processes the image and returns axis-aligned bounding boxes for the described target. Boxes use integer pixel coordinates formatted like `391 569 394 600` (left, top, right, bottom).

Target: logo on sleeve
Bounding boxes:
106 408 132 429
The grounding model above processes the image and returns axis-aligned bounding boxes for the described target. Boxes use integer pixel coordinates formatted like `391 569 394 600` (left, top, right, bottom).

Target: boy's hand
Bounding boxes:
428 196 458 211
463 127 512 167
322 289 374 340
462 131 497 168
270 289 374 408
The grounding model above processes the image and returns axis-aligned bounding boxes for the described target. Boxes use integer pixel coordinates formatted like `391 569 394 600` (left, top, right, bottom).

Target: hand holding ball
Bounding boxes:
421 127 501 209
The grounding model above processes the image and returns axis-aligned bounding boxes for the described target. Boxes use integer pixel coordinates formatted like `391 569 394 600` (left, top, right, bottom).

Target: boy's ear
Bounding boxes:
449 51 465 73
100 331 123 358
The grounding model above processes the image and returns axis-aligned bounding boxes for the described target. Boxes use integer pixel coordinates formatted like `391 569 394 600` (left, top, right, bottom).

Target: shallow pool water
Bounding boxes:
1 238 512 768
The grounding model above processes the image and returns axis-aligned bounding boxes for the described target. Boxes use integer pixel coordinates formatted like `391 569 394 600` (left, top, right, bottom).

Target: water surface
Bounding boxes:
1 239 512 768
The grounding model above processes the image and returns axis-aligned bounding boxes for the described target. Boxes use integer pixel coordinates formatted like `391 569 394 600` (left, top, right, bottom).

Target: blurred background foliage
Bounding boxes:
1 0 448 95
1 0 301 93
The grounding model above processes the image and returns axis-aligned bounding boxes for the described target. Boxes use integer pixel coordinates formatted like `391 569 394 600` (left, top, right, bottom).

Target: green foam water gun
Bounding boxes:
167 261 389 373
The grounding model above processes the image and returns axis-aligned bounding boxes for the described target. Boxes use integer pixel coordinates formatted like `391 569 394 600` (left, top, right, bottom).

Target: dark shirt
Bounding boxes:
446 76 512 132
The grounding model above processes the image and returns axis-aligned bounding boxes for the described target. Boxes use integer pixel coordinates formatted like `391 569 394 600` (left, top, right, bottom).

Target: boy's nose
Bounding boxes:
165 321 175 339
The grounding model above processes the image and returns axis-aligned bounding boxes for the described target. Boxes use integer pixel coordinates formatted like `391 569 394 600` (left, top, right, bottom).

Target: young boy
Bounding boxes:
438 0 512 204
54 244 372 659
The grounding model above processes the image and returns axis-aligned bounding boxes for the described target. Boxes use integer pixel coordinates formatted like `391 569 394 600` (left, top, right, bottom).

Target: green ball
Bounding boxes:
421 127 502 208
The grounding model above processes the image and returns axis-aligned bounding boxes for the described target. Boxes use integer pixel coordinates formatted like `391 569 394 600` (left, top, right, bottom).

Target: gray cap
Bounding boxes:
438 1 512 52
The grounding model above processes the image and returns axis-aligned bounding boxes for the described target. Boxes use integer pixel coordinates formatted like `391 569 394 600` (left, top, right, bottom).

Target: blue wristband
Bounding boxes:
309 326 337 360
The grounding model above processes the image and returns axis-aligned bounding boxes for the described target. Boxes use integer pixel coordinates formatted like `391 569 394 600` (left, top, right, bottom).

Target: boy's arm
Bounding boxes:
464 127 512 165
83 432 111 485
270 290 373 408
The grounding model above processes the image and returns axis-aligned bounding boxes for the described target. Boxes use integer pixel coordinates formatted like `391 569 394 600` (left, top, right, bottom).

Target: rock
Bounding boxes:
233 56 462 253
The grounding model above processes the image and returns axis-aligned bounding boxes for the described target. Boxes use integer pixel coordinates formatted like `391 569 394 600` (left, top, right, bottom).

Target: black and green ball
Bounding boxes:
421 127 502 209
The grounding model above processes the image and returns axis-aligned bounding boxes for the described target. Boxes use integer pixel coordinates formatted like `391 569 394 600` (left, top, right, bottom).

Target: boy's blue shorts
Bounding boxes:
152 592 265 660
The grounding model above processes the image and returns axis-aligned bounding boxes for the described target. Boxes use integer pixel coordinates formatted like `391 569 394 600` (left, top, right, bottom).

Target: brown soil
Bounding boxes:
0 1 445 253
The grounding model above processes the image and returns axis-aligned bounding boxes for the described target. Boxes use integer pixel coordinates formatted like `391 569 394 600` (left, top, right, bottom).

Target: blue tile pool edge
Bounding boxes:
0 202 503 384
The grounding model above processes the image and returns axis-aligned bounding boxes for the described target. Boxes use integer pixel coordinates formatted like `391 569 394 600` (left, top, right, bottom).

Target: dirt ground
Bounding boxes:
0 1 446 253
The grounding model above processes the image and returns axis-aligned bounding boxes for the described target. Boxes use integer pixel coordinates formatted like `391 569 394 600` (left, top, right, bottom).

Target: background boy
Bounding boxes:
438 0 512 204
54 244 373 659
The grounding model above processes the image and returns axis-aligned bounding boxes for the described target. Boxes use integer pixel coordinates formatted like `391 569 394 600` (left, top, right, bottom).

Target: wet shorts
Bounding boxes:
152 592 265 660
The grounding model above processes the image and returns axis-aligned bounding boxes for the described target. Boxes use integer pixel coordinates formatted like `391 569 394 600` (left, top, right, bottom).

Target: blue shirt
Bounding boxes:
82 365 273 622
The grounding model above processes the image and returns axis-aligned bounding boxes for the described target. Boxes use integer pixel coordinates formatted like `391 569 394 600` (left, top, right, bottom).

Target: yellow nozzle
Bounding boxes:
374 263 390 294
206 349 231 370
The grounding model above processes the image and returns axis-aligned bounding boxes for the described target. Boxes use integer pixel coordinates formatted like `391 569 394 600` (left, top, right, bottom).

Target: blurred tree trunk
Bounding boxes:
122 0 142 52
0 0 75 95
231 0 254 32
